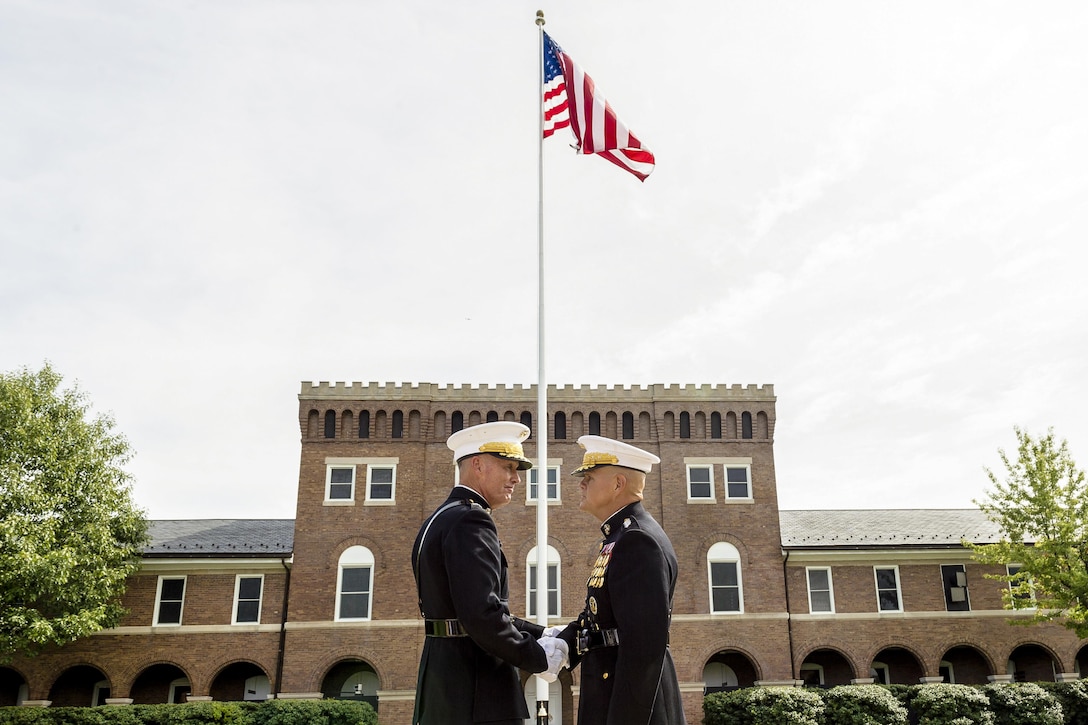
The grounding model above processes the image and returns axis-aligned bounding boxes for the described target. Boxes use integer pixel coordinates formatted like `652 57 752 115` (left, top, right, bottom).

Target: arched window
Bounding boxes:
324 410 336 439
589 412 601 435
741 412 753 439
622 412 634 439
486 411 499 423
358 410 370 439
391 411 404 439
337 546 375 621
526 545 561 618
710 412 722 439
554 411 567 440
451 411 464 433
520 411 532 437
680 412 691 439
707 542 743 613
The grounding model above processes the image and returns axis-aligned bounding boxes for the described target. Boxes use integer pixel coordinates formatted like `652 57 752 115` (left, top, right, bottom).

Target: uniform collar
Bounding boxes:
452 485 491 513
600 501 641 537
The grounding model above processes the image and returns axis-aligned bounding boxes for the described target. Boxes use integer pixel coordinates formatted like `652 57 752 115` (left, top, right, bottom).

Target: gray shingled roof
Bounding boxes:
779 509 1010 548
144 520 294 556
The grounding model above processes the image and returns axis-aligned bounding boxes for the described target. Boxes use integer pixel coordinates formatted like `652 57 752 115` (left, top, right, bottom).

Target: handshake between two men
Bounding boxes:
537 627 569 683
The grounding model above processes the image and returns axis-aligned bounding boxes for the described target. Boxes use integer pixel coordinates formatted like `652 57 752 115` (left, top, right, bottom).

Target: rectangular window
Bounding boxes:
338 567 372 620
1007 564 1035 606
941 564 970 612
155 576 186 625
874 566 902 612
233 575 264 624
528 563 559 617
725 466 751 499
710 561 741 612
366 465 395 501
806 567 835 613
326 466 355 501
687 465 714 500
528 466 560 502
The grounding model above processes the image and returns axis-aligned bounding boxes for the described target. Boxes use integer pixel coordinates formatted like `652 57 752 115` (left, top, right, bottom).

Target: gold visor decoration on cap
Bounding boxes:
478 441 527 458
580 451 620 469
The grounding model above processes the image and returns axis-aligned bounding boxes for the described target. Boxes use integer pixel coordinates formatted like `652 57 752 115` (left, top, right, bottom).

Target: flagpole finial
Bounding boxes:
535 10 545 26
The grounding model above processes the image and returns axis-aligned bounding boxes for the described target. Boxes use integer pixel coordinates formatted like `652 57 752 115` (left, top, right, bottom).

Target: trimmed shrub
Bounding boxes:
1043 680 1088 725
823 684 909 725
702 686 823 725
0 701 376 725
247 699 377 725
982 682 1062 725
912 683 995 725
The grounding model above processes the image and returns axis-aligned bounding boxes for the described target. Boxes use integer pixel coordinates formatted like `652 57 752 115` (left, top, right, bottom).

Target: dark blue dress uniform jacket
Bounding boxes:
412 486 547 724
559 501 687 725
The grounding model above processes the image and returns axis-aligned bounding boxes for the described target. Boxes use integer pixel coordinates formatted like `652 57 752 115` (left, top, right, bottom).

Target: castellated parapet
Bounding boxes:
299 381 775 403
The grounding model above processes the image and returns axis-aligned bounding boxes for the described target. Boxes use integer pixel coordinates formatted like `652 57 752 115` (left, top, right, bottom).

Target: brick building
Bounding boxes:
2 382 1085 725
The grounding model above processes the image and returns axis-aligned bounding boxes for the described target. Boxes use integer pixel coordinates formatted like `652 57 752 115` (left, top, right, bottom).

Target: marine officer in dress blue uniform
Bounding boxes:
412 421 567 725
555 435 687 725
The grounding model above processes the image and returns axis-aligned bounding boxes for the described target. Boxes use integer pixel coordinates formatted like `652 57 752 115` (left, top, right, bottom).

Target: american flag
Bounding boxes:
542 32 655 182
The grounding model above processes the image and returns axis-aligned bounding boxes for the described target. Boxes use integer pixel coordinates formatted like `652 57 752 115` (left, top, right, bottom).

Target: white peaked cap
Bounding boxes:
572 435 660 476
447 421 534 471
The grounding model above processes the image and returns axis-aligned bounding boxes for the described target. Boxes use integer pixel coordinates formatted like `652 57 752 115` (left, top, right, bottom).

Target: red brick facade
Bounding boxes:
2 381 1085 725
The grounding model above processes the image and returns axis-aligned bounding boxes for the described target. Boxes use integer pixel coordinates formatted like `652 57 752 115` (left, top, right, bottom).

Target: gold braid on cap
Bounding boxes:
478 441 526 458
580 451 620 468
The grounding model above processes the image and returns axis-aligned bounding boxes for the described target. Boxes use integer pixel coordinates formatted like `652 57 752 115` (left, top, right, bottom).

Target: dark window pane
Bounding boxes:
807 570 828 590
487 411 498 422
879 591 900 610
712 588 740 612
875 569 897 589
741 412 753 439
727 482 749 498
451 412 464 433
236 600 260 623
157 601 182 624
689 467 711 483
330 468 353 483
238 577 262 600
329 483 352 500
371 467 393 483
342 567 371 593
358 410 370 438
161 579 185 600
589 413 600 435
690 483 712 498
810 591 831 612
369 484 392 499
554 412 566 440
622 412 634 440
711 413 722 439
680 412 690 438
711 562 738 587
340 593 369 619
324 410 336 438
391 411 404 438
520 412 532 438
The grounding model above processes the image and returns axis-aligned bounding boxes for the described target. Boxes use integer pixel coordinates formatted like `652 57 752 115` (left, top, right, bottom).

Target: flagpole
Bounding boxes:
533 9 551 724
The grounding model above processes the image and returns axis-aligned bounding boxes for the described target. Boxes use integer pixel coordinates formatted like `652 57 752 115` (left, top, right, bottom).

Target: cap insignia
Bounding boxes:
478 441 526 458
580 451 620 468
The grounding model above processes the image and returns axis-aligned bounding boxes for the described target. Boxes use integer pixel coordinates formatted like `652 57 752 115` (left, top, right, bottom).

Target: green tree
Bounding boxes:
967 427 1088 636
0 363 148 661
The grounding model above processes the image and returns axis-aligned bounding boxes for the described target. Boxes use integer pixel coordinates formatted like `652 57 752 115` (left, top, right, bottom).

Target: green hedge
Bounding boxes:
703 682 1085 725
0 701 376 725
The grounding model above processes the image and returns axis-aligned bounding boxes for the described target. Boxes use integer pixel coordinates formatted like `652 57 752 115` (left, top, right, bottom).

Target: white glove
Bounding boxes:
542 626 562 638
538 635 569 682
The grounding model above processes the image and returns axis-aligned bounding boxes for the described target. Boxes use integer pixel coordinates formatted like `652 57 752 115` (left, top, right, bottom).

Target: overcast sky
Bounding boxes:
4 1 1086 521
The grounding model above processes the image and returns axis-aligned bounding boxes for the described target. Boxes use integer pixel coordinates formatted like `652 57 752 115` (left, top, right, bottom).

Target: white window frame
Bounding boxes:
325 457 399 507
325 464 356 503
365 464 397 504
686 464 715 502
526 545 561 618
336 546 375 621
806 566 835 613
154 575 186 626
232 574 264 625
707 542 743 614
1006 563 1036 608
526 463 562 504
874 566 903 612
723 464 752 500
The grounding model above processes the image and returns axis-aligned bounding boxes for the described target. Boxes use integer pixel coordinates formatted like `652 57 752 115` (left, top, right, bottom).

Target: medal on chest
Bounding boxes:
587 542 615 589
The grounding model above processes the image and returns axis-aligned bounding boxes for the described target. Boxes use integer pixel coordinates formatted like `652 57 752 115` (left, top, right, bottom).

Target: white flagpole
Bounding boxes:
533 9 551 722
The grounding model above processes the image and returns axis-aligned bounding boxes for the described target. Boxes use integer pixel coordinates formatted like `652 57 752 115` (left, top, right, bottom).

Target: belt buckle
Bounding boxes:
576 630 590 656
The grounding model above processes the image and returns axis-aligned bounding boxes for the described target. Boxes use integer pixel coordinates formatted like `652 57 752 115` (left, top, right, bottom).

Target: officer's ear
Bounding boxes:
614 472 627 493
